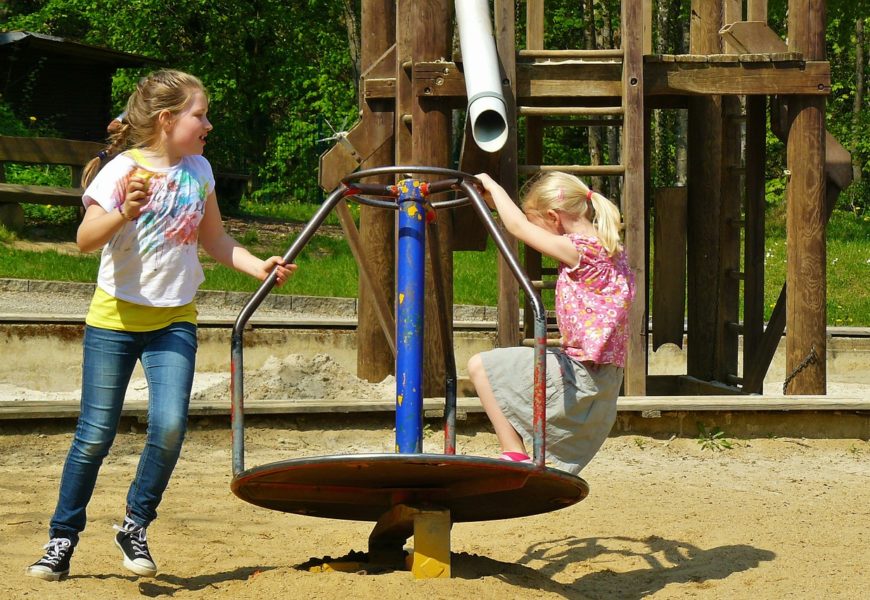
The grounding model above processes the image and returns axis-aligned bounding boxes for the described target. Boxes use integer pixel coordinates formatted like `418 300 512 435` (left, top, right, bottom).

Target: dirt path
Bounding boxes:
1 419 867 599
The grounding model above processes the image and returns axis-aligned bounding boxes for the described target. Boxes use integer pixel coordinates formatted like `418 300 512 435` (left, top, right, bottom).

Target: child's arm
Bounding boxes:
198 193 296 286
476 173 579 265
76 174 151 253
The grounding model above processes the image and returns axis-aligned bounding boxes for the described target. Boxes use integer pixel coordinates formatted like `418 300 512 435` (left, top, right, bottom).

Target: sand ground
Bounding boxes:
1 416 867 600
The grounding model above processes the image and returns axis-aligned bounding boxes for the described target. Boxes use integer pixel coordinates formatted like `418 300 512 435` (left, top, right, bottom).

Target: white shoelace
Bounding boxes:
40 538 72 566
113 521 151 559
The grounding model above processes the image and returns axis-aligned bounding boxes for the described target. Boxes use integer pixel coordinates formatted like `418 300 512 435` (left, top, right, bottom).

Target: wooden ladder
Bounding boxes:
519 1 647 394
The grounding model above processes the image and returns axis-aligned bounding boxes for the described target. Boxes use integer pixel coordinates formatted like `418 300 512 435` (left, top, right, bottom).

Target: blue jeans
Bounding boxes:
49 322 197 545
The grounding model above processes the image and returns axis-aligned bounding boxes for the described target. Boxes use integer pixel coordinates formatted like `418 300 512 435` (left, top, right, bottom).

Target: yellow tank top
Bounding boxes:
86 286 197 332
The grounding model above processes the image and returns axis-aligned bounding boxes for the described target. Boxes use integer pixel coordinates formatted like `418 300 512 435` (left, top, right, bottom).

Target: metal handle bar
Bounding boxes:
231 166 549 475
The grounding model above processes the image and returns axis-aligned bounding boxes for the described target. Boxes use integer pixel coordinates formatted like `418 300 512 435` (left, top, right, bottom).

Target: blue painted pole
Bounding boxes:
395 179 426 453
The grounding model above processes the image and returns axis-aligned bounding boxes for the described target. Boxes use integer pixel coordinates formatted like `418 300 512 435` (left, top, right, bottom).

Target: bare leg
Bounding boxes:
467 354 527 454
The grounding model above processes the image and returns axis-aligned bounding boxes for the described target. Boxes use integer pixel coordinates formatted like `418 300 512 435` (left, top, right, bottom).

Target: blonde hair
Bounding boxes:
521 171 624 256
82 69 206 187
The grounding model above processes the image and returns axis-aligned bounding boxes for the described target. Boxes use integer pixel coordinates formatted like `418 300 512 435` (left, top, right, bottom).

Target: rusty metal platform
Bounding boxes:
231 453 589 522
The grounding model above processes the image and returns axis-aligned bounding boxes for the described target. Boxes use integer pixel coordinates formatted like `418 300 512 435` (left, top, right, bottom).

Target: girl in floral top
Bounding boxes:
469 171 635 473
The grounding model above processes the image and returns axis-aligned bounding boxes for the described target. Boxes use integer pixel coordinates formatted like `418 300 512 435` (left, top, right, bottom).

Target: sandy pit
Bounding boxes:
1 413 868 599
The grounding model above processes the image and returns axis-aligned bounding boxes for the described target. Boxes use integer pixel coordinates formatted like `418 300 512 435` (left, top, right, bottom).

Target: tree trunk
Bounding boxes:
342 0 361 94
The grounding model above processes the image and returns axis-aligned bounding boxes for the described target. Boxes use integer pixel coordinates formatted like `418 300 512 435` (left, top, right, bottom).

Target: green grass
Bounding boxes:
1 202 868 324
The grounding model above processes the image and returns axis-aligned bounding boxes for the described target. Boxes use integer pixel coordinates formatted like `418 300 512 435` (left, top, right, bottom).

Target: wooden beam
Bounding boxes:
396 59 831 101
748 1 769 22
743 96 767 391
622 0 647 395
495 0 520 349
652 187 687 350
523 116 544 342
412 0 453 396
526 0 545 50
784 0 826 395
716 95 742 382
644 60 830 96
353 0 397 383
686 0 723 382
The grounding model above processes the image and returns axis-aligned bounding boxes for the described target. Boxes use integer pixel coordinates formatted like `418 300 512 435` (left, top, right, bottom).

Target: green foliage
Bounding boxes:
696 423 733 452
3 0 358 203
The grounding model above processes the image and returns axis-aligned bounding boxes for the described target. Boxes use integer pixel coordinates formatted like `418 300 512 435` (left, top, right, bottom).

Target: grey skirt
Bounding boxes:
479 346 623 474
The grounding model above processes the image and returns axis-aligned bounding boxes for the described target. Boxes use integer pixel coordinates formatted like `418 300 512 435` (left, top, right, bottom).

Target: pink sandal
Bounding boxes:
499 451 532 463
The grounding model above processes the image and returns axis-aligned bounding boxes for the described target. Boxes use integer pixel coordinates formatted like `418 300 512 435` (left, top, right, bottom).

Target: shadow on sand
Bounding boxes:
451 535 775 599
135 566 278 597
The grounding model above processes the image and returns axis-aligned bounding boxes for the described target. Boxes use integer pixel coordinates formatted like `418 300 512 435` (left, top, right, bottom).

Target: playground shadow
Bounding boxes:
135 566 277 597
452 535 775 599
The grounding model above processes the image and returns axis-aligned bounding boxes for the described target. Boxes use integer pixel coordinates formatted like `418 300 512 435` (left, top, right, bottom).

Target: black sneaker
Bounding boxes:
113 517 157 577
25 537 74 581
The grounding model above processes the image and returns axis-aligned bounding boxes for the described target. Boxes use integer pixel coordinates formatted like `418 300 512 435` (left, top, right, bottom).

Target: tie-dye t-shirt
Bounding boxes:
82 151 214 307
555 234 636 367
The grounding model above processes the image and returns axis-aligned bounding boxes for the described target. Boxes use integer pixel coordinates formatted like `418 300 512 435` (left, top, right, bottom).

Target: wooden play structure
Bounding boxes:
319 0 848 398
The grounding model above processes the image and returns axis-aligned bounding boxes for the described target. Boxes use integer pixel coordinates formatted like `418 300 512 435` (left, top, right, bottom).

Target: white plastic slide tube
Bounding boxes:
455 0 509 153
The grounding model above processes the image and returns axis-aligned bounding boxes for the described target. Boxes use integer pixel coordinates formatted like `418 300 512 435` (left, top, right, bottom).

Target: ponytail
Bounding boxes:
81 121 132 187
587 190 623 256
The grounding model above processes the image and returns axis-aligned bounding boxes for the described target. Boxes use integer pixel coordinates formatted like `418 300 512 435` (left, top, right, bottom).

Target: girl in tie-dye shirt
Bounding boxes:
27 70 296 583
469 171 635 474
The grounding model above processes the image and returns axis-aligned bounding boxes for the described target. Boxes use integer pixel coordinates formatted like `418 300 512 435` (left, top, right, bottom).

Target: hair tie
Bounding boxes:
586 188 594 201
97 150 108 161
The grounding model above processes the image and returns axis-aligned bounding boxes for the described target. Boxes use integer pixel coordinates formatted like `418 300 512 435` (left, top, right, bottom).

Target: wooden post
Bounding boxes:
356 0 397 382
523 1 545 342
411 0 453 396
716 95 742 382
686 0 724 382
622 0 647 395
748 0 769 22
743 95 767 392
495 0 520 348
527 0 544 49
784 0 826 394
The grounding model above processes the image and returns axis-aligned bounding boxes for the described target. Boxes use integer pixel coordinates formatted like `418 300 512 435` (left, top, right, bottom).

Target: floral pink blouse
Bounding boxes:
555 234 636 367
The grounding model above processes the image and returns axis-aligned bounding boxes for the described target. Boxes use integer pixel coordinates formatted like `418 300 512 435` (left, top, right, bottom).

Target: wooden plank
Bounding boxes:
516 61 623 98
519 164 624 176
526 0 545 51
622 0 647 395
719 21 786 54
2 394 866 421
652 187 687 350
519 49 624 59
376 60 831 101
616 396 870 411
495 0 520 349
0 136 103 165
645 60 830 95
518 106 623 116
0 184 83 206
743 96 767 390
